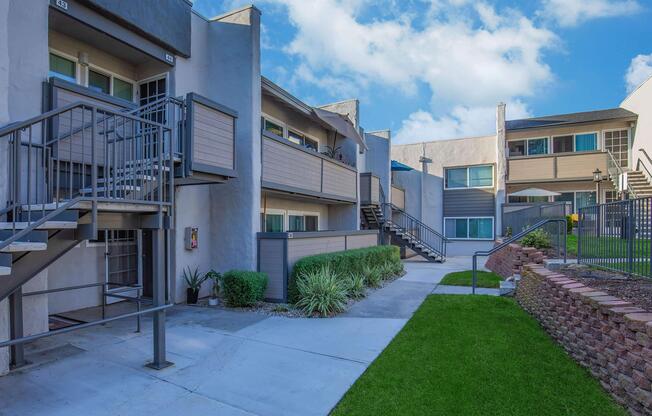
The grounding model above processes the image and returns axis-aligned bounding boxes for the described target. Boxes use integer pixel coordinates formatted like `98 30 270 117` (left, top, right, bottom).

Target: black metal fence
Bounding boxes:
502 202 571 236
578 197 652 277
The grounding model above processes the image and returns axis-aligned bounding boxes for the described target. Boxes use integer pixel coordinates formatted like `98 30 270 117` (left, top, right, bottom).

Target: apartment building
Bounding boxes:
0 0 378 375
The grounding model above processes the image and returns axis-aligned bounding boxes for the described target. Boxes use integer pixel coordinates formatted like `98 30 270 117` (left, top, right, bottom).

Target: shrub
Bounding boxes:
566 215 574 233
520 228 551 249
289 245 401 303
363 265 383 288
295 266 348 317
379 262 397 280
344 272 366 299
221 270 268 307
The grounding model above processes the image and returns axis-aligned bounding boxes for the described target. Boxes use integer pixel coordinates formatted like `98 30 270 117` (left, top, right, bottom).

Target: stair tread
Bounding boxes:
0 241 47 253
0 221 77 230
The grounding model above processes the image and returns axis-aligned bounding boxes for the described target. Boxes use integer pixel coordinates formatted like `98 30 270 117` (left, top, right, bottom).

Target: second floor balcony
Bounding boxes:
507 151 608 183
261 131 358 203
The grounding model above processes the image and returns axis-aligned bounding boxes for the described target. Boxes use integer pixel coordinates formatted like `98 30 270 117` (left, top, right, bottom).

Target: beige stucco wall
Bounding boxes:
622 77 652 163
261 195 330 231
392 135 498 176
262 94 329 147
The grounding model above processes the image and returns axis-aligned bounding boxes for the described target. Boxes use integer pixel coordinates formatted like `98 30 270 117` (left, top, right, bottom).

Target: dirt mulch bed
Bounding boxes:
559 264 652 312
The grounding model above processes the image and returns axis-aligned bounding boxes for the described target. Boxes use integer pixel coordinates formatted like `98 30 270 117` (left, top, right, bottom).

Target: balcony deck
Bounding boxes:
507 151 608 183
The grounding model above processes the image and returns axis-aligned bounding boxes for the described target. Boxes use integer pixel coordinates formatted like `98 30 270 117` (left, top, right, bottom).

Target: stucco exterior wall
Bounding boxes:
364 132 391 202
622 77 652 162
0 0 51 375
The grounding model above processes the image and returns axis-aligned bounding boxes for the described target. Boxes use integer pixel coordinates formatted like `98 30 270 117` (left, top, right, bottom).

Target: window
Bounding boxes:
113 78 134 101
263 118 284 137
575 133 597 152
288 130 304 146
263 213 284 232
553 135 573 153
49 53 76 82
288 215 305 232
575 191 596 210
604 130 629 168
445 217 494 240
305 215 318 231
508 140 525 157
304 137 318 152
88 69 110 95
527 138 548 155
445 165 493 189
508 195 528 203
554 192 575 212
445 168 468 189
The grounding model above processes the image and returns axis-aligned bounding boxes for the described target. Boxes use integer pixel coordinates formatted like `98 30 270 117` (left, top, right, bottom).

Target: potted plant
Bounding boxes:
183 266 206 304
205 270 222 306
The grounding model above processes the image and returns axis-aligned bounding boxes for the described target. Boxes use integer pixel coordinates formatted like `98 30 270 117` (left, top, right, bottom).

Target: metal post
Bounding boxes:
9 288 27 369
563 219 567 263
472 255 477 295
146 228 172 370
627 199 635 275
137 230 143 333
91 107 98 240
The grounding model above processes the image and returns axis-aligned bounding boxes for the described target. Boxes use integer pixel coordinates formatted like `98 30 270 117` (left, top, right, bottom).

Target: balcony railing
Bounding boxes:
391 185 405 210
507 151 608 182
261 131 357 202
360 173 380 205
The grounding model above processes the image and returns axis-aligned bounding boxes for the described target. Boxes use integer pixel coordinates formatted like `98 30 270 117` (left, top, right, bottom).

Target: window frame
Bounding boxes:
48 49 80 83
86 63 137 103
507 137 550 157
602 128 631 168
260 209 321 232
443 217 495 240
287 210 320 232
444 164 494 190
262 112 322 152
573 131 600 152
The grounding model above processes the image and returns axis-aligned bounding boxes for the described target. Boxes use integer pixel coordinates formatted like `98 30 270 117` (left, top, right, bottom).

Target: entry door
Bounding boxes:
138 76 167 123
604 130 630 169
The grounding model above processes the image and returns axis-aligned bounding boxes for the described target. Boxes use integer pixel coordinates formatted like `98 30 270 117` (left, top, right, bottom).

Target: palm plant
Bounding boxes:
183 266 206 304
296 265 348 317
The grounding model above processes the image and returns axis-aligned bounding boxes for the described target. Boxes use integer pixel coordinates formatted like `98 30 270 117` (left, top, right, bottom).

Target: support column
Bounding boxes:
146 228 173 370
9 288 27 369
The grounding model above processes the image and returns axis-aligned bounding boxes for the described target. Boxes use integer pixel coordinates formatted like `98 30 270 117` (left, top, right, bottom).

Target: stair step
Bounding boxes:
0 241 47 253
0 221 77 230
98 174 157 184
80 185 142 194
18 209 79 222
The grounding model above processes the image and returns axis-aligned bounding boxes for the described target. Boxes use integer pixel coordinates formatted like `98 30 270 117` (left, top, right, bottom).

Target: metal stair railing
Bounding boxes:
472 218 567 294
382 202 448 259
0 101 174 252
607 149 635 198
636 149 652 192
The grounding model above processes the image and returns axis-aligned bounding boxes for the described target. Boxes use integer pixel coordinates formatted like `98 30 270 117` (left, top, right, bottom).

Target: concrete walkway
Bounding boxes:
0 257 479 416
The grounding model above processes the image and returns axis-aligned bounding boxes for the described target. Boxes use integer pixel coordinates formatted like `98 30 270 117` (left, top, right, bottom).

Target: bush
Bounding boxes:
520 229 551 249
295 266 348 317
289 245 401 303
344 272 366 299
566 215 574 233
221 270 268 307
363 265 383 288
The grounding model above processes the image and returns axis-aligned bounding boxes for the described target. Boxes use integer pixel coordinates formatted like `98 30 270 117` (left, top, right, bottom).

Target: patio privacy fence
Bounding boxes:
578 197 652 277
502 202 571 235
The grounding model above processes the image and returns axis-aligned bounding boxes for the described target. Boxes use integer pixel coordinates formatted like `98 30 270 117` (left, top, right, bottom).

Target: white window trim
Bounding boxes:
444 165 494 190
262 112 322 150
443 216 495 240
86 63 137 102
261 208 286 232
48 48 81 83
507 137 551 157
602 128 631 168
288 210 321 232
572 131 600 152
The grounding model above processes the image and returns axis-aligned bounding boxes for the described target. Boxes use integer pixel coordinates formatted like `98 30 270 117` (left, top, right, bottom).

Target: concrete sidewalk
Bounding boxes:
0 257 475 416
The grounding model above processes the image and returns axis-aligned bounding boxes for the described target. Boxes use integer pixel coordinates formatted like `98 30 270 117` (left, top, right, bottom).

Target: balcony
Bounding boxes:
391 185 405 210
360 173 381 205
507 151 608 183
262 131 358 203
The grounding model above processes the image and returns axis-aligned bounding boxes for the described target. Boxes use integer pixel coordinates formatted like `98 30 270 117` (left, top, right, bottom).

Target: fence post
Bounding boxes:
627 199 634 275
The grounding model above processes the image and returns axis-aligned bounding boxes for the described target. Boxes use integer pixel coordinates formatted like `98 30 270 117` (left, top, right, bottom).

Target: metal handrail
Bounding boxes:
383 202 448 259
472 218 567 294
607 149 635 197
1 101 174 252
637 148 652 186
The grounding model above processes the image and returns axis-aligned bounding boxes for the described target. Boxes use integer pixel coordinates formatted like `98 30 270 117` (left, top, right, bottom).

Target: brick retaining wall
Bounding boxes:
485 243 546 278
517 264 652 415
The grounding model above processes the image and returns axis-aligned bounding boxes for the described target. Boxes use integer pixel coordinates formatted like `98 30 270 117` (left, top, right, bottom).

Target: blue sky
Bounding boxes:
193 0 652 144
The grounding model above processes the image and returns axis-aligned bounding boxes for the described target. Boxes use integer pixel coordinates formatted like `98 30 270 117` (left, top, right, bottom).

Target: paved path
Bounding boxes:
0 257 479 416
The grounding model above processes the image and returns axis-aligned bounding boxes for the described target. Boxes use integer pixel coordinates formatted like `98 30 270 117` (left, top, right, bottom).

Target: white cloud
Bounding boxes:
277 0 556 107
626 53 652 93
393 100 531 144
540 0 641 27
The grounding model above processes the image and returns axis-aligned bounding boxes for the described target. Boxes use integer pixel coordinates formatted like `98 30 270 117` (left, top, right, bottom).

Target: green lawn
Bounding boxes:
331 296 626 416
439 270 502 288
566 233 651 259
567 234 577 256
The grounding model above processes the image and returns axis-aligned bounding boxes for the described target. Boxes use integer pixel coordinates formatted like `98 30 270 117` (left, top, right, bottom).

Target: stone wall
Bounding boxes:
517 264 652 415
485 243 545 278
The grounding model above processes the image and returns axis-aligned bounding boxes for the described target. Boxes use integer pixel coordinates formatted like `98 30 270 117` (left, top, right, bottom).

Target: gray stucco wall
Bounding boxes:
0 0 51 376
172 8 262 295
364 132 391 201
79 0 191 57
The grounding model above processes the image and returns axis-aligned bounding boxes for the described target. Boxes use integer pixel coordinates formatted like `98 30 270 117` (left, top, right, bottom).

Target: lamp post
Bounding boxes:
593 168 603 237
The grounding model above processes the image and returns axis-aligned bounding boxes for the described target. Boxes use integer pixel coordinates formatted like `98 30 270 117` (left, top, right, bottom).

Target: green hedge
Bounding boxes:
221 270 268 307
289 245 401 304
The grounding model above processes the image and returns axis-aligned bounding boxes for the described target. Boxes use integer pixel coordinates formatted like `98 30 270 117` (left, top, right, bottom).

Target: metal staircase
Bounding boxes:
0 100 175 369
360 186 447 262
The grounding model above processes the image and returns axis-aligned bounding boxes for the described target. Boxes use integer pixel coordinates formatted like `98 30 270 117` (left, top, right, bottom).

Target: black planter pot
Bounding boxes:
186 288 200 304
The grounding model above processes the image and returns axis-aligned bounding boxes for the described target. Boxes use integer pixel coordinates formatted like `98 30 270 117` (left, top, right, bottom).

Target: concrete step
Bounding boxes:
0 221 78 230
0 241 47 253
